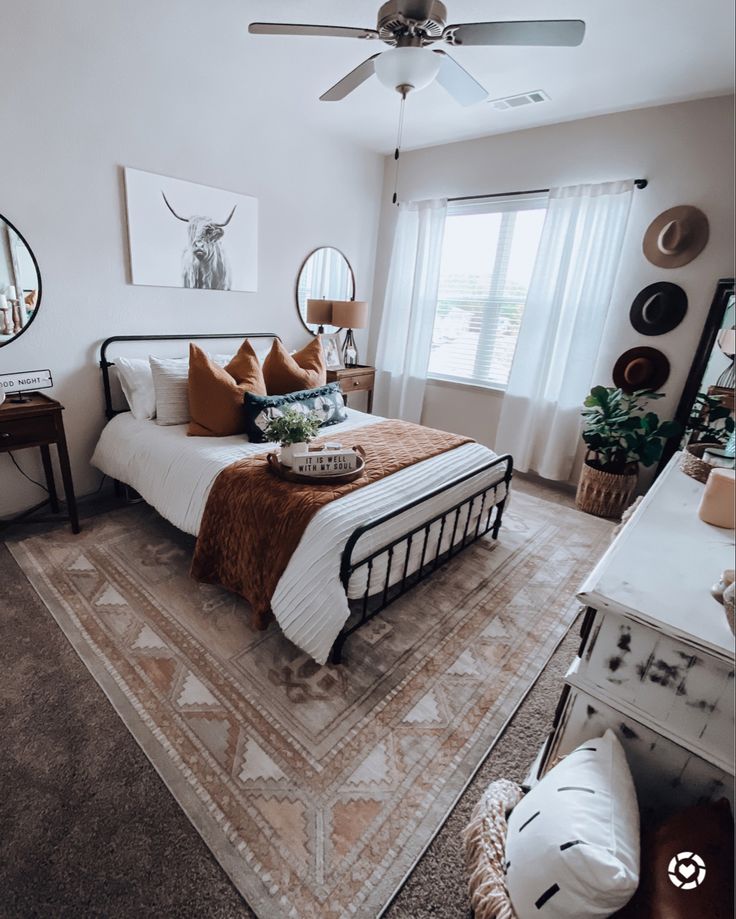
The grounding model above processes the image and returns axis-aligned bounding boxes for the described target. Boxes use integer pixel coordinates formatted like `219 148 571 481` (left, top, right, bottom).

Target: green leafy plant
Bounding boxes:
686 392 735 446
581 386 681 473
263 405 321 445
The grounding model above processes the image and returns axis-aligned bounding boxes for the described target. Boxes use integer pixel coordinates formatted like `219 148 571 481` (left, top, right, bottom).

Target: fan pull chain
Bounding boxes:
392 88 408 205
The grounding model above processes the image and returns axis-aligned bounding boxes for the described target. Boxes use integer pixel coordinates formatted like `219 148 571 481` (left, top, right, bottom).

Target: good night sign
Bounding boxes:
0 369 53 394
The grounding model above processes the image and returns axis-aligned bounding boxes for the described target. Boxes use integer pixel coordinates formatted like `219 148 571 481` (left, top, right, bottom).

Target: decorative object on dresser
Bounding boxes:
642 204 710 268
576 386 680 518
0 392 79 533
295 246 355 335
681 390 735 482
326 363 375 412
660 278 735 473
123 167 258 292
629 281 687 335
0 211 42 347
537 452 735 818
331 298 369 366
698 467 735 528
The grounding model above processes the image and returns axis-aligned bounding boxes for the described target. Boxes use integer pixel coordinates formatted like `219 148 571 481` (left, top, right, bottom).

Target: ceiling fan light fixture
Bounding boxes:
374 46 441 93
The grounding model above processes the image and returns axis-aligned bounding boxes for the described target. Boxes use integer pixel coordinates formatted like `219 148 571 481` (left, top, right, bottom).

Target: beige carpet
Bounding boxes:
9 491 610 919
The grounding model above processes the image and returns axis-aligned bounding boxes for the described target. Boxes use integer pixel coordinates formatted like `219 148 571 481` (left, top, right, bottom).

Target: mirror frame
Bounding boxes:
295 246 355 336
0 211 43 349
657 276 735 474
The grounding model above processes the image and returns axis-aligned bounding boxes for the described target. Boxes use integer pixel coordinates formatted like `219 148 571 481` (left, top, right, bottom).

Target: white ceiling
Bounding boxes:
243 0 735 153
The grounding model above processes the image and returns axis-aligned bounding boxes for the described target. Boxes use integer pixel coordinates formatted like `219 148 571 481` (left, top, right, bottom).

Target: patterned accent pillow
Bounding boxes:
244 383 347 443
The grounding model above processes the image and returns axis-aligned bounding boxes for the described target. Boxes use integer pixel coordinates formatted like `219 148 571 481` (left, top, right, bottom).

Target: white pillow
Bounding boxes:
148 352 236 426
505 730 639 918
115 357 157 420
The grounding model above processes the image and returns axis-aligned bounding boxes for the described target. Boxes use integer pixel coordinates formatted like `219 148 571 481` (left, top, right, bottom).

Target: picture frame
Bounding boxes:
124 167 258 292
320 332 344 371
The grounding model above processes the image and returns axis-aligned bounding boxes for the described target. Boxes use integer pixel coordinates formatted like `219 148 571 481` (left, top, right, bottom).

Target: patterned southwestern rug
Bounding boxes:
9 491 610 919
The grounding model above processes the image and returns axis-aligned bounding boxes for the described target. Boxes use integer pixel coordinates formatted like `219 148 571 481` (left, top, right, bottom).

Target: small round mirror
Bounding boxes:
0 213 42 347
296 247 355 335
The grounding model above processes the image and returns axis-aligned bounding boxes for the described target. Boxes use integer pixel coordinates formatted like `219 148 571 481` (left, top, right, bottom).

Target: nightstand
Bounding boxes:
0 392 80 533
326 364 375 413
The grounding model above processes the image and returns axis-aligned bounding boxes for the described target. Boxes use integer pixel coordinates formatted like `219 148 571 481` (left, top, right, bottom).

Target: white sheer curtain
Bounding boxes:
374 198 448 422
496 180 635 480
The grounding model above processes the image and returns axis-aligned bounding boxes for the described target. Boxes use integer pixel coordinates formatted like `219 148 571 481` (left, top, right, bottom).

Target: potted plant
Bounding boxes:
681 392 735 482
263 405 322 467
576 386 681 518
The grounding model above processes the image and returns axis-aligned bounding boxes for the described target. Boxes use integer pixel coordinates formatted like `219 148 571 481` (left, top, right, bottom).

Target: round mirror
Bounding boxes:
296 247 355 335
0 213 42 347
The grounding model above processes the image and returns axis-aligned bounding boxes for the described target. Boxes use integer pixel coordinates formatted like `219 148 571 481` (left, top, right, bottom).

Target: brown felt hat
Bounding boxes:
629 282 688 336
613 346 671 393
642 205 709 268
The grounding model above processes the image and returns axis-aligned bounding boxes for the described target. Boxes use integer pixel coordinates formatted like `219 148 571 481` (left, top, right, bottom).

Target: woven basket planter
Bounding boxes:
576 459 638 519
681 442 722 484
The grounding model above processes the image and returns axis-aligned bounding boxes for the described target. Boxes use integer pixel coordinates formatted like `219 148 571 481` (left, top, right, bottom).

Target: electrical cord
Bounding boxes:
8 451 49 493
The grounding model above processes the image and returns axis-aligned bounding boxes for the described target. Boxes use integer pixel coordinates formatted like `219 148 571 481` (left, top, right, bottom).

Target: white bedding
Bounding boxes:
92 410 508 664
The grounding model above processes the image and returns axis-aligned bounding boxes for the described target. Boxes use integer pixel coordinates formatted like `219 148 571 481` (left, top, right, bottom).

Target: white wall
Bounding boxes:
0 0 384 517
370 96 735 478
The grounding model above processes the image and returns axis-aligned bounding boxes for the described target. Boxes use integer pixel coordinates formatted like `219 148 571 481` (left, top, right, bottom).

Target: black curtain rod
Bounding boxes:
448 179 648 203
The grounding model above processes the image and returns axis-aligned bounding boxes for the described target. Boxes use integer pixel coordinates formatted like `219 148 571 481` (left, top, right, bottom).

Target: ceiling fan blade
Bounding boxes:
249 22 378 40
320 54 381 102
433 50 487 106
443 20 585 47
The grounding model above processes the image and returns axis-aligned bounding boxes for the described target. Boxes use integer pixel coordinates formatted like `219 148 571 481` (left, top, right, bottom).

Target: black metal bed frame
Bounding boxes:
98 333 513 665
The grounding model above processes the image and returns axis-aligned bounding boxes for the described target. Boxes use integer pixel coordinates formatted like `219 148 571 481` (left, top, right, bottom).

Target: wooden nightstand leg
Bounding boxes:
55 430 80 534
40 444 60 513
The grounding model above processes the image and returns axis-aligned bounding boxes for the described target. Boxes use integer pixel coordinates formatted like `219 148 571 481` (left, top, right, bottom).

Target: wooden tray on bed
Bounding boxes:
266 448 366 486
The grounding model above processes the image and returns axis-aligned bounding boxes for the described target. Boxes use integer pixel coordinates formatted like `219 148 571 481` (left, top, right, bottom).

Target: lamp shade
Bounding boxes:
306 299 333 326
717 327 736 359
332 300 368 329
374 47 441 93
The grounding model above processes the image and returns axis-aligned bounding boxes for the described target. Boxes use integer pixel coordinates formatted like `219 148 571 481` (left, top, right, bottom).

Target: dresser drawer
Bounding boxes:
544 684 733 817
338 371 374 394
0 412 57 448
578 609 734 768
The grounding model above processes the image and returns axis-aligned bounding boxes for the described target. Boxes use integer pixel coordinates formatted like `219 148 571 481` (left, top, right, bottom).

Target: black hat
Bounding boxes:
613 347 671 393
629 282 687 336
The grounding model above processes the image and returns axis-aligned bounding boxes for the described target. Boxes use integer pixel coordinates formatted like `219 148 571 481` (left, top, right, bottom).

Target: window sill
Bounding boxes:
427 375 506 396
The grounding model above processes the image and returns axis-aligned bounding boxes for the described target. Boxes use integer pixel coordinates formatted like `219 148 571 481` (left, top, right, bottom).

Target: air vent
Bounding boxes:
489 90 550 110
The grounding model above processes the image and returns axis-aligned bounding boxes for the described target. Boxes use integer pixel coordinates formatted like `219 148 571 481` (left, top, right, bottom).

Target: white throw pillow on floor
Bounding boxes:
505 730 640 918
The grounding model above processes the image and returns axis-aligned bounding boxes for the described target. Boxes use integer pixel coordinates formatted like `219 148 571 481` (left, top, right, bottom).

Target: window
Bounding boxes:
428 194 547 389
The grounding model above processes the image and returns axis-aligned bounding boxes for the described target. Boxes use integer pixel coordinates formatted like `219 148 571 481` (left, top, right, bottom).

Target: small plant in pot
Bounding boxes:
263 406 322 468
681 392 735 482
576 386 681 518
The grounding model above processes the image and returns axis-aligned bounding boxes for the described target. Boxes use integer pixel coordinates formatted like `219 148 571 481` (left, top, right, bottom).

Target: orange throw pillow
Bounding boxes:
262 338 327 395
187 340 266 437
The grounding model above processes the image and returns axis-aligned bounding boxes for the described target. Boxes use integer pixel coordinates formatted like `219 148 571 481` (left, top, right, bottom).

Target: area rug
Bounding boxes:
9 491 610 919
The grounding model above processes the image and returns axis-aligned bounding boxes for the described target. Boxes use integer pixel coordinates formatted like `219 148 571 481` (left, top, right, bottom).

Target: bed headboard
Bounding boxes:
99 333 281 420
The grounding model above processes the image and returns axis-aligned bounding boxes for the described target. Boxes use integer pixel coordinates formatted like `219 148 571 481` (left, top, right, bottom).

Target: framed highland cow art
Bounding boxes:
124 167 258 292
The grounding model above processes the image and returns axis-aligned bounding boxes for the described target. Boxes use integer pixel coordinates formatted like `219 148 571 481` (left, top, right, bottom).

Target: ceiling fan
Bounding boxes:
249 0 585 106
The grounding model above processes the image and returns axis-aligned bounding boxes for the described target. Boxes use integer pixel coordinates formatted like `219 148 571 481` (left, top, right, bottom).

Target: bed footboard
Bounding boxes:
330 453 513 665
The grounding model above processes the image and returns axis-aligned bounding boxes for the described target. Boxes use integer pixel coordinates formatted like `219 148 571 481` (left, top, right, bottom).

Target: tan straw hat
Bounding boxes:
642 205 709 268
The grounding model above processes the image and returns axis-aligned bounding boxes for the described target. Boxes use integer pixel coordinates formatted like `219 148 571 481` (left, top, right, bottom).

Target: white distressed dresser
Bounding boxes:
535 454 735 816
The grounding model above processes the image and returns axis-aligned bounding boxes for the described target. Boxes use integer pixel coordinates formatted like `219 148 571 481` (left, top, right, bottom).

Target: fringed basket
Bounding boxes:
681 442 721 484
576 455 638 519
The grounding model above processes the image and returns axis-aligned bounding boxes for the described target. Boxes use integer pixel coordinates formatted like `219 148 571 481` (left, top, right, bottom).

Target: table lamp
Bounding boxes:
306 299 333 334
332 300 368 366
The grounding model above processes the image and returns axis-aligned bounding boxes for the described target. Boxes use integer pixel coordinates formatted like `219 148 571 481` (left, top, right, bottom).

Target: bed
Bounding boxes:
93 333 513 665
